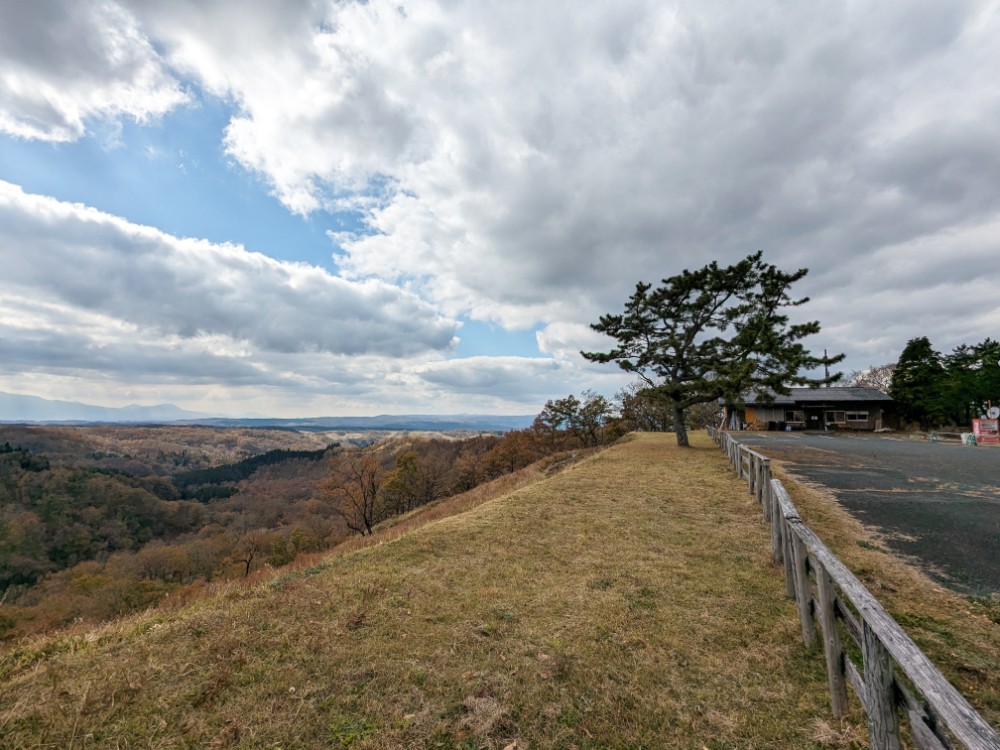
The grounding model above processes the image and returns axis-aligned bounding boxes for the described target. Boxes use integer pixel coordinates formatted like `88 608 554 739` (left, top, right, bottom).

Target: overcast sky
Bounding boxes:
1 0 999 417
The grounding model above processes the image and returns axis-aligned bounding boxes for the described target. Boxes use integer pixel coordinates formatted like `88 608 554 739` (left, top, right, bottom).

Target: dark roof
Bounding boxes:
739 386 892 405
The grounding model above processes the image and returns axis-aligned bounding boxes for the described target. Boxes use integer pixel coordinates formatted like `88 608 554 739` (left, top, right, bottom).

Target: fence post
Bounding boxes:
760 459 771 517
782 518 796 598
770 481 783 563
863 620 902 750
790 528 817 648
816 567 849 718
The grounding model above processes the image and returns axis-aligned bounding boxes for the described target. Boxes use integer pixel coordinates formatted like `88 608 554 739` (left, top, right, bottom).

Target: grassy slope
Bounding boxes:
0 433 996 749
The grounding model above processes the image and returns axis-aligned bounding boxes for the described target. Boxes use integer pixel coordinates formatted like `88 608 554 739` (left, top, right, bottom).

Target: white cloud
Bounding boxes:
0 0 187 141
413 355 627 404
536 322 617 363
0 180 602 416
0 181 457 358
0 180 462 408
117 0 1000 369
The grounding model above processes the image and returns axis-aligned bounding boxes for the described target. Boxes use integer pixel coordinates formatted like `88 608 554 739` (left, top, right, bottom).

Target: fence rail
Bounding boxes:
707 426 1000 750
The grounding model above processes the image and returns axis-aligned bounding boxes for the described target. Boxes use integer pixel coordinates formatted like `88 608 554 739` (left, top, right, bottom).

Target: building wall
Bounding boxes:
818 404 885 431
735 403 887 430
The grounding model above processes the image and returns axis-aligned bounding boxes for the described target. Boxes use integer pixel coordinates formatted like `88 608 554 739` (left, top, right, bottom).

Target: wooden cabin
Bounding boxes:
726 387 893 431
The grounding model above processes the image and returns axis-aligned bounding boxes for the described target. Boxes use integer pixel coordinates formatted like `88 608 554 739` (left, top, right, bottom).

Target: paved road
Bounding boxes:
734 432 1000 597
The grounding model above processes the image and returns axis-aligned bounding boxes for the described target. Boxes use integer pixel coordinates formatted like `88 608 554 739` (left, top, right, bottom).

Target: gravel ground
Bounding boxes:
733 431 1000 597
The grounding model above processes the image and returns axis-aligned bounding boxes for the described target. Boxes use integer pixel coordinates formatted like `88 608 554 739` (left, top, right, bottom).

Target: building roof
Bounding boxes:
739 386 892 405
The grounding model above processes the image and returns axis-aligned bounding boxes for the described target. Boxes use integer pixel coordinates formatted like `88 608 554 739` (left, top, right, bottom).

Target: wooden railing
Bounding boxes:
707 427 1000 750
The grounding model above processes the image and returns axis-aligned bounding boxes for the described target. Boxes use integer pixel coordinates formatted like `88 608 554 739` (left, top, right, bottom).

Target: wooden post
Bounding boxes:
815 567 849 718
782 518 796 598
790 528 817 648
863 619 901 750
754 457 763 504
770 481 782 563
760 460 771 518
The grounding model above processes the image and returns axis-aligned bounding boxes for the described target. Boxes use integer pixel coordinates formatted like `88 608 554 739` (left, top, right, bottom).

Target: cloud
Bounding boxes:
115 0 1000 364
536 322 618 363
0 181 457 359
0 0 187 141
414 355 624 404
0 180 605 416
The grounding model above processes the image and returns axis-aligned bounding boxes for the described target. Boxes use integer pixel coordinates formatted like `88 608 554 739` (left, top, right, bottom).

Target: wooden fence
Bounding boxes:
707 427 1000 750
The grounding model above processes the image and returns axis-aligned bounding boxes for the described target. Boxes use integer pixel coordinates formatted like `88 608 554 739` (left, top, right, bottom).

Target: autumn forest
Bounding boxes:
0 388 676 641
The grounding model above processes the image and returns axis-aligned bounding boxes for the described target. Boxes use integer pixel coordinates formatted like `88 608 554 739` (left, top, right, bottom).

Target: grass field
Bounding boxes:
1 432 997 749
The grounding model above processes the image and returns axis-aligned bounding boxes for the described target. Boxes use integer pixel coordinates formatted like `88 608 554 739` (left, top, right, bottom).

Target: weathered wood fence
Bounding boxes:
707 427 1000 750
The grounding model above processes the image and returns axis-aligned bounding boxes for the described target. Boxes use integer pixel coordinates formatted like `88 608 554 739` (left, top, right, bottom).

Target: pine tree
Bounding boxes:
583 252 842 446
943 338 1000 425
889 337 948 429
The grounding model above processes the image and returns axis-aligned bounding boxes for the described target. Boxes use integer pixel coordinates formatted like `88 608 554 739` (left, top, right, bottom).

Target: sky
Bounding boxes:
1 0 999 418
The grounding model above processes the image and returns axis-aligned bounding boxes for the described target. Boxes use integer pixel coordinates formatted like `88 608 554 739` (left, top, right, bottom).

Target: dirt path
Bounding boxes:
736 432 1000 597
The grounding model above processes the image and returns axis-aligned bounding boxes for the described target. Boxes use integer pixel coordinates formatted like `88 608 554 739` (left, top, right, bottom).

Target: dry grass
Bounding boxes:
0 433 995 748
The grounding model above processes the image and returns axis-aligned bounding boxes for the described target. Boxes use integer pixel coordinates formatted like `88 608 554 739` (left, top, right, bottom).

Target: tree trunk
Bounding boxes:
674 407 689 447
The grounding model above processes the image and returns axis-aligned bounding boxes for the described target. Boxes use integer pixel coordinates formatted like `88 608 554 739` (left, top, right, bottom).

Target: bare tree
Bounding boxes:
612 382 673 432
849 363 895 392
323 450 388 536
230 524 271 577
685 400 723 429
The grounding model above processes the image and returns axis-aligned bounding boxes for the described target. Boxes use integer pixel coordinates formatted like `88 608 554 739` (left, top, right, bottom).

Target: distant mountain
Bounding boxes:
0 391 212 423
0 391 534 431
179 415 536 432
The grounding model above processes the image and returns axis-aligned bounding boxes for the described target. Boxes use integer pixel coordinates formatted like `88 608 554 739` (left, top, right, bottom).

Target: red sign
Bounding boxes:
973 418 1000 443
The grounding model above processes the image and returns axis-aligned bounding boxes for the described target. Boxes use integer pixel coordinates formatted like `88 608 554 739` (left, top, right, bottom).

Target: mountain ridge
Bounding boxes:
0 391 534 431
0 391 211 423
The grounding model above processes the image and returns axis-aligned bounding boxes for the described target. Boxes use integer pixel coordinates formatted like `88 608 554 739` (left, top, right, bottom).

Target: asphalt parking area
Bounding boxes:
733 432 1000 597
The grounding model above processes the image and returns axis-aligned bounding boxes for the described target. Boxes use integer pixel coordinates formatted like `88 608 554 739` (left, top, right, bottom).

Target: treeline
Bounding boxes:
0 425 333 476
888 336 1000 429
174 447 333 500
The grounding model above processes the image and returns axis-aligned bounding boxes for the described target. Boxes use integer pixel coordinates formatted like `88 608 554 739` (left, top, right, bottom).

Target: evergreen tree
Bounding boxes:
889 337 948 429
943 338 1000 425
583 252 842 446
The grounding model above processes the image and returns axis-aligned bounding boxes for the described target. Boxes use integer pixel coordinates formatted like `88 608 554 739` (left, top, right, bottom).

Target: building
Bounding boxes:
725 387 893 431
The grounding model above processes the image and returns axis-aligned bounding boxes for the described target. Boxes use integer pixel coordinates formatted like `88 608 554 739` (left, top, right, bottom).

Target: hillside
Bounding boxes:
0 424 338 476
1 433 998 748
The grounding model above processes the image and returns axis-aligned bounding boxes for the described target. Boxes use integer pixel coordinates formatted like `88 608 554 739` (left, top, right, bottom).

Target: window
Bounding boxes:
784 410 805 423
825 411 846 424
846 411 869 422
